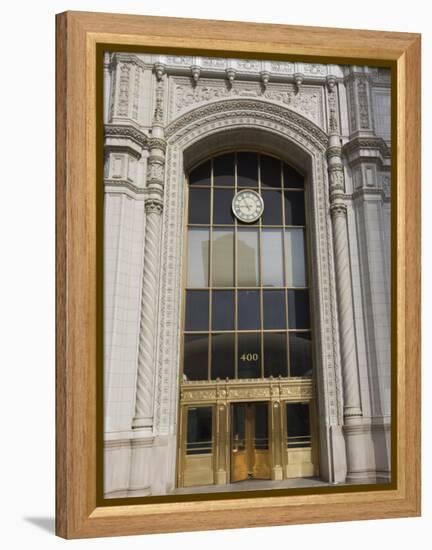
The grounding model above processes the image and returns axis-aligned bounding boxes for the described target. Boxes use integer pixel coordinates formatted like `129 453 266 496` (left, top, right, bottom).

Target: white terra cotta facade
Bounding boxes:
103 53 391 497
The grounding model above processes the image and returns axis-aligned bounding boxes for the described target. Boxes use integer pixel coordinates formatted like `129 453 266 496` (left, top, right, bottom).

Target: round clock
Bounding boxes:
232 189 264 223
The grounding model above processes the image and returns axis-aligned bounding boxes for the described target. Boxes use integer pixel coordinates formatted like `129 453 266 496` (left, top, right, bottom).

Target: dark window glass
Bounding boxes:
213 153 235 186
260 154 282 188
286 403 311 448
212 290 234 330
263 290 286 329
213 188 235 224
189 160 211 186
264 332 288 377
237 152 258 188
288 289 310 329
211 333 235 379
238 290 261 330
289 332 313 377
185 290 209 331
261 190 283 225
238 333 261 378
254 403 269 449
183 334 208 381
284 191 305 226
187 406 212 454
188 188 210 224
283 163 304 189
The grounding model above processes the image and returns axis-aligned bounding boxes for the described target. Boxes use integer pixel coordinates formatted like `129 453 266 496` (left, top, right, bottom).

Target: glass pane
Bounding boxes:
238 290 260 330
289 332 313 377
288 289 310 329
261 229 284 286
232 404 246 451
189 160 211 186
185 290 209 331
211 333 235 379
284 228 307 287
263 290 286 329
237 228 259 286
213 153 235 186
188 187 210 224
260 154 282 188
187 228 209 287
284 191 305 226
212 290 234 330
283 163 304 189
261 190 283 225
237 152 258 188
238 333 261 378
213 188 235 224
264 332 288 377
254 403 269 449
212 228 234 286
183 334 208 381
187 406 212 454
286 403 311 448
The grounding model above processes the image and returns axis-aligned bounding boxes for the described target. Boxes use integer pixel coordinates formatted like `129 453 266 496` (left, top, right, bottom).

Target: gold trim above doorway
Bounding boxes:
177 378 317 488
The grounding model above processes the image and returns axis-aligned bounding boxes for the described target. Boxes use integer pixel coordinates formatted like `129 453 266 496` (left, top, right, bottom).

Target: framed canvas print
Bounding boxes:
55 11 421 539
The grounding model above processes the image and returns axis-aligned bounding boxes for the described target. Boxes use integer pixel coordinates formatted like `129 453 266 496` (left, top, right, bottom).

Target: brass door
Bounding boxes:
231 402 270 482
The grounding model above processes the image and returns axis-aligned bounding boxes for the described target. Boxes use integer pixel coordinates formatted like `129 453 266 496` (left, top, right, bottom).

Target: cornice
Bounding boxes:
104 124 149 149
343 136 391 159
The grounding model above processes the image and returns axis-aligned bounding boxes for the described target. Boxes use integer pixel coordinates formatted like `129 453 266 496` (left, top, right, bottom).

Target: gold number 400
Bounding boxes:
240 353 259 362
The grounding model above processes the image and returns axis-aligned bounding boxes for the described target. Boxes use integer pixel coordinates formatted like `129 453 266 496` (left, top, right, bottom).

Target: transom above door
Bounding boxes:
183 151 313 382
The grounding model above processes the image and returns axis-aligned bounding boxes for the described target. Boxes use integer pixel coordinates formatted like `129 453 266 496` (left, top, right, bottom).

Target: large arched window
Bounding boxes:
182 151 312 381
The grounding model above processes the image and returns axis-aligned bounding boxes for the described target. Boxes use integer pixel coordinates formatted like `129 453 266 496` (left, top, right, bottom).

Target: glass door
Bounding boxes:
231 403 270 482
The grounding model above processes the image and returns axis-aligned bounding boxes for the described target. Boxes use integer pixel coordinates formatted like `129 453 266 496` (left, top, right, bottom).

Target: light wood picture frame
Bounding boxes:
55 10 421 539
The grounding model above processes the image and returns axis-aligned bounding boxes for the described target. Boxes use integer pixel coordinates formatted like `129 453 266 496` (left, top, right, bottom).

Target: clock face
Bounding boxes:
232 189 264 223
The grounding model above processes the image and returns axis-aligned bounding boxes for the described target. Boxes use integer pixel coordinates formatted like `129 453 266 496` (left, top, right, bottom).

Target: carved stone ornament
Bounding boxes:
147 161 165 182
294 72 304 93
154 62 166 81
330 202 348 217
190 65 201 85
226 68 236 87
144 198 163 214
104 124 148 149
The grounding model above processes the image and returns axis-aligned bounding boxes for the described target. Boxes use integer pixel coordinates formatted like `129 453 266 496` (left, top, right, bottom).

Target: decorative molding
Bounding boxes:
343 136 391 158
170 79 324 127
104 124 148 149
166 97 328 148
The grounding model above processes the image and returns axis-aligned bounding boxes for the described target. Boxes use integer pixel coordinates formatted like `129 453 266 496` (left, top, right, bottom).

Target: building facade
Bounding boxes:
103 53 391 497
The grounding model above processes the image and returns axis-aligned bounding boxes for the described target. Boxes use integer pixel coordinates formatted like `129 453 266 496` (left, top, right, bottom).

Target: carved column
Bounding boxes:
327 133 366 481
132 74 166 432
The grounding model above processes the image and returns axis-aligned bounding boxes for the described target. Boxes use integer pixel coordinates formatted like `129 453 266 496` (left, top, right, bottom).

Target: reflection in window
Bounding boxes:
187 228 209 287
211 333 235 379
264 332 288 377
184 334 208 381
237 228 259 286
285 228 306 287
237 152 258 188
286 403 311 448
212 228 234 286
187 406 212 454
185 290 209 331
188 187 210 224
238 290 260 330
289 332 312 377
213 153 235 186
184 152 312 382
262 229 284 286
212 290 234 330
238 333 261 378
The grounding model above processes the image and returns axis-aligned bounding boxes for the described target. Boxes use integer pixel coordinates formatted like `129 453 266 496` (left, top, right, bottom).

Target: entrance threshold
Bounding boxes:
174 477 327 495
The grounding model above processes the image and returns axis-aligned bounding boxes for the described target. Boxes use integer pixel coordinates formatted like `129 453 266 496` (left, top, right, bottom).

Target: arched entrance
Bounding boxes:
152 99 346 493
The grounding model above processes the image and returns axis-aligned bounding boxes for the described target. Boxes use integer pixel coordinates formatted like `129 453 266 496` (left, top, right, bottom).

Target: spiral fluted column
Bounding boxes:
327 133 368 482
132 71 167 431
132 197 163 430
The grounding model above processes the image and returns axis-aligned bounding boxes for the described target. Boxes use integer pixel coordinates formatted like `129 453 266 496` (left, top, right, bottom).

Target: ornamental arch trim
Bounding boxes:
152 99 343 469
